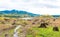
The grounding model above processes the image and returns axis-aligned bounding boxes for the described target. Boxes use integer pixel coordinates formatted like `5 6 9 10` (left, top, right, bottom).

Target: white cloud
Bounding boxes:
0 0 60 15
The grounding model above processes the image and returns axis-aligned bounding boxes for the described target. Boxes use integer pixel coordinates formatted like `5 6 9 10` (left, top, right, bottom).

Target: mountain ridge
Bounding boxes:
0 10 40 17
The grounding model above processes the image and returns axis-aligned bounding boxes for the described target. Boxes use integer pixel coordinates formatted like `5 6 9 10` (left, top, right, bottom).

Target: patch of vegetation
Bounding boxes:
27 27 60 37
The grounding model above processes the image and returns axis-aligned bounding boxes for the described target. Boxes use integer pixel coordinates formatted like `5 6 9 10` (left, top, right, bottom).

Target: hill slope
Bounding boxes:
0 10 39 18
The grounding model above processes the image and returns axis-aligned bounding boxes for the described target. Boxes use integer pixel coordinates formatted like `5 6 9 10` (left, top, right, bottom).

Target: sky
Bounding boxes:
0 0 60 15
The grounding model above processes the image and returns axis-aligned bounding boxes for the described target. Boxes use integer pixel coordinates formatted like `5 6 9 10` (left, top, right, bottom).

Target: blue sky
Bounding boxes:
0 0 60 15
